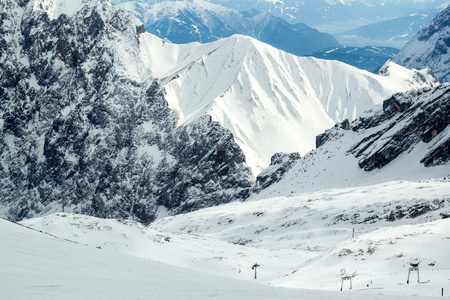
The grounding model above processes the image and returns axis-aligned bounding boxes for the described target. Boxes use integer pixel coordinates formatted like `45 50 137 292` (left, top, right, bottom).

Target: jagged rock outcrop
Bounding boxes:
349 85 450 171
316 119 350 149
252 152 301 193
313 84 450 173
0 0 252 223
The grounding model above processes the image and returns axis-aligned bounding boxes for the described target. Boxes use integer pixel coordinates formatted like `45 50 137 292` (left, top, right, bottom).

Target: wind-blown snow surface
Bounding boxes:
139 33 438 173
5 219 446 300
18 180 450 298
0 218 324 300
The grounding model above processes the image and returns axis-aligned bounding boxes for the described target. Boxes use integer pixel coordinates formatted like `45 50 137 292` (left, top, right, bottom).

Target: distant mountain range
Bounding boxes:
202 0 450 34
394 4 450 83
338 8 441 48
112 0 340 56
306 46 400 73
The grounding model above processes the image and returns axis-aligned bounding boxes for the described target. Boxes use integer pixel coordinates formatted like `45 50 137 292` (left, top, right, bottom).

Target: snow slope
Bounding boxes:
271 218 450 293
0 218 320 300
139 33 439 173
17 180 450 298
6 218 446 300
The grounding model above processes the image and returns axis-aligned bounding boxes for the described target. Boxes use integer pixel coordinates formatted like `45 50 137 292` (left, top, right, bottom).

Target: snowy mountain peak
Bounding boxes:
155 35 439 173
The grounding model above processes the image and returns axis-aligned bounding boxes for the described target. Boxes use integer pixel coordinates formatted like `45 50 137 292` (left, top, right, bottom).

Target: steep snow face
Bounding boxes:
394 4 450 83
144 35 439 173
254 84 450 199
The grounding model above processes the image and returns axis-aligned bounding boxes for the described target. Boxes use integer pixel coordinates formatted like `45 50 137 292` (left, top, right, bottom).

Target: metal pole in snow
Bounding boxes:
252 263 260 280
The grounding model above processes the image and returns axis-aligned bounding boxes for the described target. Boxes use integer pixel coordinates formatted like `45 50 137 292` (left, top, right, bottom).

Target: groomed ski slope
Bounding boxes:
4 217 447 299
17 178 450 299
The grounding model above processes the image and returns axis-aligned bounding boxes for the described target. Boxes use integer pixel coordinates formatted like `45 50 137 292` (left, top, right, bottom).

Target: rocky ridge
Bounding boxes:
0 0 252 223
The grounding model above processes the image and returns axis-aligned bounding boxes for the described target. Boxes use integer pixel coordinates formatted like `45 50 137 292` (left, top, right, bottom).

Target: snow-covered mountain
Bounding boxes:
0 0 252 223
112 0 340 56
394 4 450 83
203 0 450 34
255 84 450 198
13 83 450 298
157 41 438 173
0 0 441 224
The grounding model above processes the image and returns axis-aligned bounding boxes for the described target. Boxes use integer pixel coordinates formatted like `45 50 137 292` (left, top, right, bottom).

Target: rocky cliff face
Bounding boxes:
349 85 450 171
315 84 450 172
0 0 252 223
252 152 301 193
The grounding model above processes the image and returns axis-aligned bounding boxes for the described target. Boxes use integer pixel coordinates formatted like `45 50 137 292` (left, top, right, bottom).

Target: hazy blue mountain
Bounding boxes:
338 9 440 48
203 0 450 34
113 0 340 55
307 46 400 73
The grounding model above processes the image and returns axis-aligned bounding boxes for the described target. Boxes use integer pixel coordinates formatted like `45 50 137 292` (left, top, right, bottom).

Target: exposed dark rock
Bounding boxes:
253 152 301 193
316 120 349 148
349 85 450 171
0 0 252 224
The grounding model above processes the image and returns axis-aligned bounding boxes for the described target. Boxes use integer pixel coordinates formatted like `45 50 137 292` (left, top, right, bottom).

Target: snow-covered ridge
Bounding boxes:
5 0 440 176
141 34 439 173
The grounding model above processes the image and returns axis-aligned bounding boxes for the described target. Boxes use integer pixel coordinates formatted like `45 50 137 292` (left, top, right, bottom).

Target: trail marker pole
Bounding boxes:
252 263 260 279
